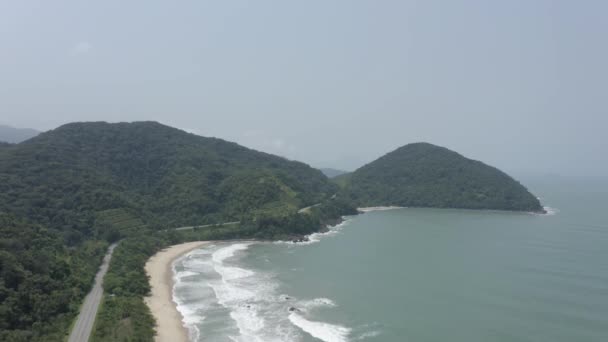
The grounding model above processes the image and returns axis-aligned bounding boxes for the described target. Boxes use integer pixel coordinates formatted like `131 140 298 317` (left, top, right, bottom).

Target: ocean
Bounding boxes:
172 178 608 341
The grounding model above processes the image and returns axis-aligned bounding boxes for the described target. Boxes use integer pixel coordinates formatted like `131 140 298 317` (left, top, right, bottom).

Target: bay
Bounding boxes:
173 178 608 341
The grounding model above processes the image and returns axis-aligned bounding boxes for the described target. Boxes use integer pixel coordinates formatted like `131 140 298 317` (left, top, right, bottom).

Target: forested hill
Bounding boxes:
340 142 543 212
0 121 339 340
3 121 335 231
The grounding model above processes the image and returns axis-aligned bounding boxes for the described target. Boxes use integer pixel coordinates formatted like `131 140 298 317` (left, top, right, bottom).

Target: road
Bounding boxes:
68 243 117 342
173 221 240 231
297 203 321 214
174 202 331 230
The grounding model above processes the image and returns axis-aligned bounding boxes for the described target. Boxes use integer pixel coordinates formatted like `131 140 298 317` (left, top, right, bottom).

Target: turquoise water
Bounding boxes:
173 179 608 341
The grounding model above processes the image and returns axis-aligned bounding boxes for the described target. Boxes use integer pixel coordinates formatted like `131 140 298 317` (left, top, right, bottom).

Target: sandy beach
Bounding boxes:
144 241 210 342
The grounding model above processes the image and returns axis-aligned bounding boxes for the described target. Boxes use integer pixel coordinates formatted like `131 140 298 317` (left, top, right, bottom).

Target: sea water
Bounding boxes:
172 178 608 341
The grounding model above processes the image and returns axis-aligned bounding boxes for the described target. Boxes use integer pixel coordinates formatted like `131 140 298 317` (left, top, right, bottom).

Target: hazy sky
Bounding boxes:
1 1 606 177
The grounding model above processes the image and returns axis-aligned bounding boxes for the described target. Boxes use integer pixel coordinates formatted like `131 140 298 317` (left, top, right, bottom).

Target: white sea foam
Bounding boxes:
175 301 206 325
209 278 256 304
302 297 337 310
172 250 221 341
215 265 255 281
542 206 559 215
275 217 353 246
289 313 351 342
208 243 270 341
172 268 206 341
354 330 381 340
174 242 351 342
212 243 252 263
228 305 266 342
175 270 198 278
180 259 211 272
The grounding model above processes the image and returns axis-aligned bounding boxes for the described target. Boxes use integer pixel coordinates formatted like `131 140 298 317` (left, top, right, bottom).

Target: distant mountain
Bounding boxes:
320 168 349 178
340 142 543 212
0 124 40 143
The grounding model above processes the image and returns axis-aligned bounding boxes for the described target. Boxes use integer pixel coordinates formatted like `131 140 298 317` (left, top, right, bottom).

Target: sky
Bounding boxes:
1 1 606 178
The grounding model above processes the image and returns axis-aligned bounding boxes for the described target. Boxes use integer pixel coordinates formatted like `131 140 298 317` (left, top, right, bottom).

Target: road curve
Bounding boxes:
68 243 118 342
174 221 240 231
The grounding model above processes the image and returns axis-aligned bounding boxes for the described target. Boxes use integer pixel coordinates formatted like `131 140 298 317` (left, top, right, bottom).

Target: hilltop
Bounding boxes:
339 142 543 212
1 121 335 231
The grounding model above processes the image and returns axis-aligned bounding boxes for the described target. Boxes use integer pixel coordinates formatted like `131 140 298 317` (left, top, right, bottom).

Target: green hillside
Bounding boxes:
0 121 334 230
341 143 543 212
0 121 343 341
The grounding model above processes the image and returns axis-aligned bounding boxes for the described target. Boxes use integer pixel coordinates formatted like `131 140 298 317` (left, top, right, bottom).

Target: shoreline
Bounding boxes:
141 205 553 341
144 241 211 342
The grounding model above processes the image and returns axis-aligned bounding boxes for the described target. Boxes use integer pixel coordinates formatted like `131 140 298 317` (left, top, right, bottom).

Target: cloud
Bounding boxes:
69 41 92 55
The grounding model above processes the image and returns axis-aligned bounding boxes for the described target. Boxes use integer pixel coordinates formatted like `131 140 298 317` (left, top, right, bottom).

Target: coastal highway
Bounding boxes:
68 243 118 342
174 200 331 230
297 203 321 214
174 221 240 231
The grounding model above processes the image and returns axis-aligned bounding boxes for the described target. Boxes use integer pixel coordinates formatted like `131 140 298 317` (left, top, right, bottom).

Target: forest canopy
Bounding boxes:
0 121 341 341
338 142 543 212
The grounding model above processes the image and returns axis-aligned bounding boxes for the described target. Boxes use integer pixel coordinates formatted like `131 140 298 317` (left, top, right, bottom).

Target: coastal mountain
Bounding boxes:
0 121 340 341
2 121 335 230
0 123 544 341
0 124 40 143
320 167 349 178
339 142 543 212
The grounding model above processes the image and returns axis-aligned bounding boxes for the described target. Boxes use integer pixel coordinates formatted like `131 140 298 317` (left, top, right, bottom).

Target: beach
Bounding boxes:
144 241 210 342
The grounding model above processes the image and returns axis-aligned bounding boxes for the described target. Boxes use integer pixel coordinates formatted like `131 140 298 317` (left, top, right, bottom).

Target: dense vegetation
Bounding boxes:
0 214 107 341
0 121 346 341
2 121 334 230
339 143 543 212
91 197 356 341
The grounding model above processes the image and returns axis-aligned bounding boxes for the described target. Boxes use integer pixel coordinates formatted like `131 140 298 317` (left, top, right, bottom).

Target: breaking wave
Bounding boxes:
172 243 353 341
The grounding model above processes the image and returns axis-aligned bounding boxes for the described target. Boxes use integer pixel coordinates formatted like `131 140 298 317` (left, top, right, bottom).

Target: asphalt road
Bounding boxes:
67 243 117 342
173 221 240 231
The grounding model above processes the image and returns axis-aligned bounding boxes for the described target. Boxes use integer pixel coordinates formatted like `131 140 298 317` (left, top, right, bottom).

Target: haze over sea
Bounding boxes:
172 178 608 341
